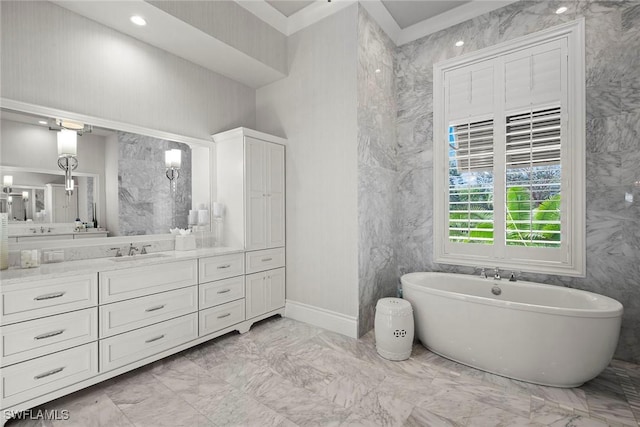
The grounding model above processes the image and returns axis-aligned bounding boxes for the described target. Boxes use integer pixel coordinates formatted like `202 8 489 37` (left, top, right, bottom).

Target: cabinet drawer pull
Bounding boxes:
216 289 231 294
217 264 231 269
261 257 273 262
34 291 66 301
34 366 65 380
34 329 65 340
145 334 165 343
145 304 166 312
217 313 231 319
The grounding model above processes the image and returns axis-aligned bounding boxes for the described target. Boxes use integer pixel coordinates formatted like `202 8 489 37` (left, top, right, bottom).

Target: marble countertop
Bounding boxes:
10 229 108 238
0 246 244 287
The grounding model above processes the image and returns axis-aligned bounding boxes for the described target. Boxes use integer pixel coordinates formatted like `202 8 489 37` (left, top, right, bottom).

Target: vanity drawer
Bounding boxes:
199 253 244 283
99 259 197 304
199 299 245 337
1 273 98 325
99 286 197 338
245 247 285 274
1 308 97 367
199 276 245 310
1 342 98 408
100 313 197 372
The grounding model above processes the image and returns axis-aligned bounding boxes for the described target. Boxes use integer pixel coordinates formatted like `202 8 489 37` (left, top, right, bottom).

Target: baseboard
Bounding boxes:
284 300 358 338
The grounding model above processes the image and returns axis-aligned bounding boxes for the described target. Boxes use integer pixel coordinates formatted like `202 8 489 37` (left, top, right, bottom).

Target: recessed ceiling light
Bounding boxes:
455 40 464 47
375 69 381 74
38 120 47 125
555 6 568 14
130 15 147 26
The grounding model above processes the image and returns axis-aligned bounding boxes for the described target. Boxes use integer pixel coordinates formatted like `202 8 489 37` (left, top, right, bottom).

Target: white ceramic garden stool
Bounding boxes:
375 297 414 361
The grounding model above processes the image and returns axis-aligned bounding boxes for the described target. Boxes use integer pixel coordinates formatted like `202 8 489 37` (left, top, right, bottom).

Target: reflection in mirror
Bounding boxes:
1 108 211 238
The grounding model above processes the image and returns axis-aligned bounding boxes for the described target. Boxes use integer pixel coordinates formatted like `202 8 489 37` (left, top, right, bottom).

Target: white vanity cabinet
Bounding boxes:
0 273 99 410
245 268 285 320
0 247 286 422
213 128 286 251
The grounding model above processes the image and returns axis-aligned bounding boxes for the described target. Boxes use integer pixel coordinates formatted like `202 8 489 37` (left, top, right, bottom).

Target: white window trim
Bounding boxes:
433 19 585 277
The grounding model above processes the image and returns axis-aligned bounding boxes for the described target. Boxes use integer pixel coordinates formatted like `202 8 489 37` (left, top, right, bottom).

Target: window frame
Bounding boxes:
433 19 585 277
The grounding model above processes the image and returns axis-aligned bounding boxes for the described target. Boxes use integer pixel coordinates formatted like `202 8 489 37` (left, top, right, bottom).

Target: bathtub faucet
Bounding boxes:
494 267 501 280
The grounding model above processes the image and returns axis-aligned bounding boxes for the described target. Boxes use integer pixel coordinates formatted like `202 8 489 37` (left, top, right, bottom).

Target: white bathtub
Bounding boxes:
401 272 623 388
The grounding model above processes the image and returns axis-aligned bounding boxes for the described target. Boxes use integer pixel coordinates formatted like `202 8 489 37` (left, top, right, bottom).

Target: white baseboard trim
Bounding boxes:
284 300 358 338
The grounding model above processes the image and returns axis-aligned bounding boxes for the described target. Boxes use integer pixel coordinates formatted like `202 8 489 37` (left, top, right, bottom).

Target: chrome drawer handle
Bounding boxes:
34 329 65 340
34 291 66 301
34 366 65 380
216 289 231 294
145 305 165 312
261 258 273 262
145 334 165 343
217 313 231 319
217 264 231 269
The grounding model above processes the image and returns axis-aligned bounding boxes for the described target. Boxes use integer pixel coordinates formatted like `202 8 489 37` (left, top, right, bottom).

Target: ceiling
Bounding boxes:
266 1 315 17
380 0 471 29
51 0 516 88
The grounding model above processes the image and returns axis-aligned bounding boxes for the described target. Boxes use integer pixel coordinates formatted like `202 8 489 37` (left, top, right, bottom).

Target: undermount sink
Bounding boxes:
109 253 170 262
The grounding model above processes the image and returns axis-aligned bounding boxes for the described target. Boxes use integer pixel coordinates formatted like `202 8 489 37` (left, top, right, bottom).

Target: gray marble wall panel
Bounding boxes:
118 132 192 236
357 6 399 336
395 0 640 363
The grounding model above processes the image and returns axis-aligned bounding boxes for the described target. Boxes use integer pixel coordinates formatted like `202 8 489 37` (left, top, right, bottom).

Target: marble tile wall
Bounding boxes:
357 6 399 335
395 0 640 363
118 132 192 236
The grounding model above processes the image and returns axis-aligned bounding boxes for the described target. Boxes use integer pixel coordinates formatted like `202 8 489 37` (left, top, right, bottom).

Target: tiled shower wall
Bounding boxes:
118 132 192 235
395 0 640 363
357 6 399 335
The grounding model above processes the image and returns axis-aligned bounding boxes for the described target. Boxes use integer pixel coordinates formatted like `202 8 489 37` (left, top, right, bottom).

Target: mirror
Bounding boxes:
1 107 212 240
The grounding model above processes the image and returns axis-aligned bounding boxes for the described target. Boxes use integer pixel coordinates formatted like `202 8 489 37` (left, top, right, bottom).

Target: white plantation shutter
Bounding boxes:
505 107 562 247
448 119 494 244
434 21 584 276
446 64 494 121
504 40 564 110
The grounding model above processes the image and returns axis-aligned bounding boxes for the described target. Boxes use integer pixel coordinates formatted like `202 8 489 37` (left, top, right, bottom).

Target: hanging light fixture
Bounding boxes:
2 176 13 194
165 149 181 192
57 129 78 195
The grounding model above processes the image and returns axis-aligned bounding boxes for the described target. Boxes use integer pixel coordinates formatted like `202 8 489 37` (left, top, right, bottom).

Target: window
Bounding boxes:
433 20 585 276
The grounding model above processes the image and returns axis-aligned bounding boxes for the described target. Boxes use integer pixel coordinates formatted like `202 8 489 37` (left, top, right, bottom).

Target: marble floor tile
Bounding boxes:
6 317 640 427
403 406 462 427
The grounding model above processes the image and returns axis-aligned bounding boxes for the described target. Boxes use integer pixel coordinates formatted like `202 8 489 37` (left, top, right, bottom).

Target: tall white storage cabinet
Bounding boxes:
213 128 286 322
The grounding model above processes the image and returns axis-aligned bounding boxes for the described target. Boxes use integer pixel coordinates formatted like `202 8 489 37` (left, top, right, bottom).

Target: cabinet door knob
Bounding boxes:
217 313 231 319
216 289 231 294
217 264 231 269
145 305 165 312
261 257 272 262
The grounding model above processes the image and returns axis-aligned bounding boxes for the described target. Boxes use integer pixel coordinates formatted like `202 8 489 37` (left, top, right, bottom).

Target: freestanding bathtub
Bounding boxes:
402 272 623 388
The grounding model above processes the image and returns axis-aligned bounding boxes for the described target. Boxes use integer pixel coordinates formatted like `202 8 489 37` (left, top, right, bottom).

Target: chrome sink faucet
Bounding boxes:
128 243 139 256
494 267 501 280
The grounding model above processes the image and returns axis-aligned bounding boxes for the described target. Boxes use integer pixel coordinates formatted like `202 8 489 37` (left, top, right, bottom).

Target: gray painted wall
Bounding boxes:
0 1 256 140
257 5 359 319
395 0 640 363
357 7 398 335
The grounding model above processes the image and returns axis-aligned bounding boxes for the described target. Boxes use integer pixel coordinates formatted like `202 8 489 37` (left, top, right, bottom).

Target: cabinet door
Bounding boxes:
245 271 267 319
266 268 285 313
245 268 285 319
266 143 285 248
245 137 267 250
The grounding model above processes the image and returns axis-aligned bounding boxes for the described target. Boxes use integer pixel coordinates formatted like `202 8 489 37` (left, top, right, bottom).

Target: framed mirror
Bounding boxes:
1 101 213 242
